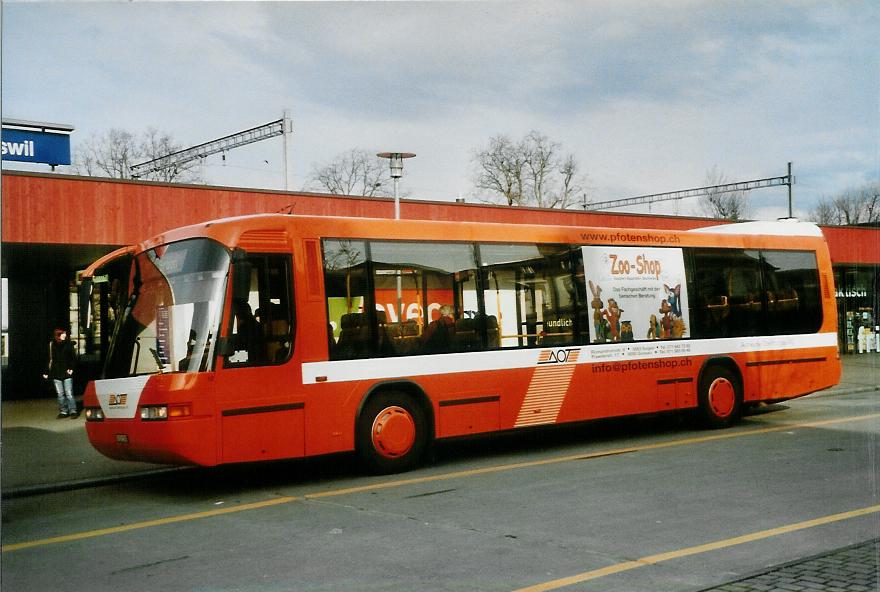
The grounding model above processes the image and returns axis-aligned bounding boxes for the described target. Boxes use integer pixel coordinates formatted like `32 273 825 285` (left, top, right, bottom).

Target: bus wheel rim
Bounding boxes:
708 377 736 418
371 406 416 459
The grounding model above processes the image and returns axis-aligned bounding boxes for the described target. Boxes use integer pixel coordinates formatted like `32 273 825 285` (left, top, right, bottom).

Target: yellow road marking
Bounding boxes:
1 496 298 552
3 412 878 553
305 413 880 499
513 504 880 592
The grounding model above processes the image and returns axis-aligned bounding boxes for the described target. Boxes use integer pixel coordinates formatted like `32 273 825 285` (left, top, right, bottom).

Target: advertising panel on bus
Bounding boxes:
581 246 690 343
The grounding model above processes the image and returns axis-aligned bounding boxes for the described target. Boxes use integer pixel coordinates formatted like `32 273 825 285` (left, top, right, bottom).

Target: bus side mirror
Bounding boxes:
78 278 94 331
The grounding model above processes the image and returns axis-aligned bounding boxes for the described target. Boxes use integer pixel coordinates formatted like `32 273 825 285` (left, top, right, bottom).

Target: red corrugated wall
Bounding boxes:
3 171 878 265
1 172 713 245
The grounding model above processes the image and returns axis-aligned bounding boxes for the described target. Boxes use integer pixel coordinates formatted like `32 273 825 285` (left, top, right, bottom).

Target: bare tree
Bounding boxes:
809 182 880 225
809 200 839 225
73 128 137 179
697 166 750 221
307 149 390 196
72 127 202 183
557 154 584 210
472 135 524 206
472 131 587 208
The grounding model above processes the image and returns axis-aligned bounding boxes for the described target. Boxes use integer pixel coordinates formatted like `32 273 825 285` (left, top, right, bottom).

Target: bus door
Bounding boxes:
214 252 301 463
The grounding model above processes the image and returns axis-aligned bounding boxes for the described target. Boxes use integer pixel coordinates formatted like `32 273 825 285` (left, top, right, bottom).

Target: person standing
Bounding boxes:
43 328 78 418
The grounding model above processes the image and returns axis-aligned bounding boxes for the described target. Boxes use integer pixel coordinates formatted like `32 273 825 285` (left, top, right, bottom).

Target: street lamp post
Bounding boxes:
377 152 415 322
377 152 416 220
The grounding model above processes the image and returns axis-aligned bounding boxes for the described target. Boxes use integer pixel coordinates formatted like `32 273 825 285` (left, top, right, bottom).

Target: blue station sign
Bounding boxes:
1 123 72 166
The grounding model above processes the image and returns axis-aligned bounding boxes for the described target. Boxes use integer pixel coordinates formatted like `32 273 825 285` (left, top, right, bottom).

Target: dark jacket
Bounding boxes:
47 339 76 380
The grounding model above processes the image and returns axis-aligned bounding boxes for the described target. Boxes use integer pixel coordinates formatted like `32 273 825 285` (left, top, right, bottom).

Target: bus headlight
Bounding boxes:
140 406 168 421
85 407 105 422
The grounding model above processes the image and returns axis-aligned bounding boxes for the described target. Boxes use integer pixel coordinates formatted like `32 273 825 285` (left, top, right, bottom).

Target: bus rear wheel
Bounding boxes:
357 390 428 474
698 365 742 429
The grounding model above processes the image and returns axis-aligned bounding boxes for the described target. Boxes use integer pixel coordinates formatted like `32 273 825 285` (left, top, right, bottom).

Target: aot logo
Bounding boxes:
537 348 580 365
108 394 128 406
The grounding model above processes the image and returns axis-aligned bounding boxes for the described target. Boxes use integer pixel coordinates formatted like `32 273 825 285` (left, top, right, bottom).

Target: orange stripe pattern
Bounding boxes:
515 350 580 427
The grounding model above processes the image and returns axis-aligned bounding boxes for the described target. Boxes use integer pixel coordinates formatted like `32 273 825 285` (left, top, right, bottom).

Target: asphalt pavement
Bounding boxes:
1 354 877 590
1 354 877 499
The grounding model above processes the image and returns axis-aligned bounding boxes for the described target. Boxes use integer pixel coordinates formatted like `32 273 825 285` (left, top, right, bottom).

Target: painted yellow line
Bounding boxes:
513 504 880 592
304 413 880 500
3 412 878 553
1 495 298 552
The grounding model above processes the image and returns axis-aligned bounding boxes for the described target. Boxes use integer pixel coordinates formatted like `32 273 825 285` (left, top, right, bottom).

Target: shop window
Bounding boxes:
839 267 879 354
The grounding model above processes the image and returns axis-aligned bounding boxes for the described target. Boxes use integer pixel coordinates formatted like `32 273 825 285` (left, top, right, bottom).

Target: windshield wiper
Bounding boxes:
149 347 166 374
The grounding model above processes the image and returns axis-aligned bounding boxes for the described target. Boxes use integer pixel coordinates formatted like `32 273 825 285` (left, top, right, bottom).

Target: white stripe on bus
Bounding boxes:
301 332 837 385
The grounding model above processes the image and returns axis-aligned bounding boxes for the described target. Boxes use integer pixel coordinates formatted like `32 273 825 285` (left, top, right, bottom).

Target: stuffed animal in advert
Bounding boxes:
664 284 681 317
659 299 673 339
589 280 608 342
603 298 623 342
671 317 687 339
647 314 661 339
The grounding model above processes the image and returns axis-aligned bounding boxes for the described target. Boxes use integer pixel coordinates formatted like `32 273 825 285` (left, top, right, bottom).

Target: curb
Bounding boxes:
808 385 880 399
1 467 188 499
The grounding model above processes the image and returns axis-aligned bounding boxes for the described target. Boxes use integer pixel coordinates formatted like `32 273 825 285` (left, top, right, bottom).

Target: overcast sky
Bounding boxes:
3 1 877 219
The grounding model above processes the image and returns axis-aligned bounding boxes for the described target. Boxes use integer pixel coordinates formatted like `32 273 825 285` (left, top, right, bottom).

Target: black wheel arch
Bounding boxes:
697 356 743 392
696 355 745 428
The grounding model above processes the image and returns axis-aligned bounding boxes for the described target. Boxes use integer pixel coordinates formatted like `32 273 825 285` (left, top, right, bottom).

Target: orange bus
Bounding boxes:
81 214 841 473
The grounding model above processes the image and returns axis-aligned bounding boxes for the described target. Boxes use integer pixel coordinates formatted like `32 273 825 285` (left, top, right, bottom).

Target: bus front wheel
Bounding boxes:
356 390 428 474
698 365 742 429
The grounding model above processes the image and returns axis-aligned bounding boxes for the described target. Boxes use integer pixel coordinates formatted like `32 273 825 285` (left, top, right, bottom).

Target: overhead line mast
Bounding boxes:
587 163 795 216
130 112 294 188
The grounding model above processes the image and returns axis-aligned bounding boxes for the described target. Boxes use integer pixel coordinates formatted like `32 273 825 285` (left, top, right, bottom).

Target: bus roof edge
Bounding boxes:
689 219 823 238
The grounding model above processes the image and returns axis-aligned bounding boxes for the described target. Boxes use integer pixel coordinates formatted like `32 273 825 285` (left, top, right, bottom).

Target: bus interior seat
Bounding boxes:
485 315 500 349
453 318 479 351
394 319 422 355
337 312 368 358
728 269 760 310
375 311 396 356
264 304 291 362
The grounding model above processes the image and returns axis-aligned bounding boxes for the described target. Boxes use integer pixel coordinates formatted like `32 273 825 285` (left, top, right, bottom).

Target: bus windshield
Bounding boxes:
104 238 230 378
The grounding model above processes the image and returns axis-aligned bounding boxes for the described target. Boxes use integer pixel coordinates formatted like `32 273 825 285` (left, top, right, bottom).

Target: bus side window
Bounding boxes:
260 256 295 364
761 250 821 335
322 240 369 361
479 243 577 349
370 241 479 356
691 248 762 338
225 254 294 368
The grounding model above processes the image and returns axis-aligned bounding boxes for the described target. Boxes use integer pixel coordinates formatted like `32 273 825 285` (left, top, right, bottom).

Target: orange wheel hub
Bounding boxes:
371 406 416 459
708 377 736 418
